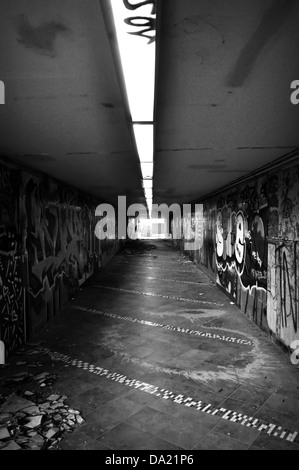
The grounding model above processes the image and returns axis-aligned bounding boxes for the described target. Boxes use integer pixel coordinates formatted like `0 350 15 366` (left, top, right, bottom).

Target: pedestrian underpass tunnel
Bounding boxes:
0 0 299 452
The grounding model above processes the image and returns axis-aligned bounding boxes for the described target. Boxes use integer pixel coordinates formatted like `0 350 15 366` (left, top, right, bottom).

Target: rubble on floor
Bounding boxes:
0 343 84 450
119 239 157 257
0 391 84 450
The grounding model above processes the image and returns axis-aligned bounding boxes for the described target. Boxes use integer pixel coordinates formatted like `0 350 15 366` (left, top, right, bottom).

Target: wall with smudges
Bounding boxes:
0 159 120 356
177 160 299 351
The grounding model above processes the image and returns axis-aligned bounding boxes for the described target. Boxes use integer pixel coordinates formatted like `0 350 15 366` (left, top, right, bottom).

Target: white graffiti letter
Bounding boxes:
290 340 299 365
235 212 245 264
216 211 223 257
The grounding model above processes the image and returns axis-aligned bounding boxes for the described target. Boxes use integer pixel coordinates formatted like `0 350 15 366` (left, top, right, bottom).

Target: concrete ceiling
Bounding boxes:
155 0 299 204
0 0 299 208
0 0 145 206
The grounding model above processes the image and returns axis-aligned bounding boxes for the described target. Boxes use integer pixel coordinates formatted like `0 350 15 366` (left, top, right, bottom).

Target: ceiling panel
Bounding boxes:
154 0 299 204
0 0 145 206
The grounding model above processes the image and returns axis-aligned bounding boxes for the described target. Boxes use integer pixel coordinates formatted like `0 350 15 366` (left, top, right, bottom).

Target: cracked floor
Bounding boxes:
1 239 299 450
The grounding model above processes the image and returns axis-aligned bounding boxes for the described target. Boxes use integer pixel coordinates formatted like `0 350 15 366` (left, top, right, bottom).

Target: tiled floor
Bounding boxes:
1 239 299 450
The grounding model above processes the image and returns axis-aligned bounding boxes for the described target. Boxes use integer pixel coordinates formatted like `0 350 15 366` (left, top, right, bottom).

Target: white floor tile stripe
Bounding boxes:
103 273 213 287
93 285 225 306
75 306 254 346
39 347 299 446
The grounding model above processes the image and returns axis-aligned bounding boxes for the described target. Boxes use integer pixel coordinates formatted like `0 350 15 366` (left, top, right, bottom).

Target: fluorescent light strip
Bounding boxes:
110 2 156 122
109 2 156 212
141 162 154 179
143 179 153 189
133 124 154 163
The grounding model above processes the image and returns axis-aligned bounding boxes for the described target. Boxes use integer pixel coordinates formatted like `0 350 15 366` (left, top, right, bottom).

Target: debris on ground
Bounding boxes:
3 370 58 389
0 391 84 450
0 343 84 450
118 239 157 257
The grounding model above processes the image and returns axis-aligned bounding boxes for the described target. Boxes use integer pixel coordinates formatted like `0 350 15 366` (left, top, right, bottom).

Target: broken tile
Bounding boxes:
1 440 22 450
23 406 41 415
47 394 60 402
15 435 30 445
39 402 50 410
0 413 13 425
76 415 84 424
32 434 45 445
1 394 35 413
53 414 62 422
44 428 59 440
0 389 84 450
0 426 10 440
24 442 42 450
34 372 50 381
23 415 43 429
12 372 30 378
50 403 62 410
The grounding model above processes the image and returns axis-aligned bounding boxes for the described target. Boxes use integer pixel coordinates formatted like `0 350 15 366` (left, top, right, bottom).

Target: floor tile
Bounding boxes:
192 430 248 450
3 240 299 451
251 432 299 450
76 386 117 408
212 418 260 444
81 397 144 439
97 422 154 450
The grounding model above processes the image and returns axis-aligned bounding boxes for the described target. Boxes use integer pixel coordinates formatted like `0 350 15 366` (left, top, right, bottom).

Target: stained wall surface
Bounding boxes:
177 160 299 351
0 159 119 355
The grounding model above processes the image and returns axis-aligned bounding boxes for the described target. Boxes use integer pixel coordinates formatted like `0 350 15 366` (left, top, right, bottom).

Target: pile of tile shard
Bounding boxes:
0 391 84 450
2 370 59 389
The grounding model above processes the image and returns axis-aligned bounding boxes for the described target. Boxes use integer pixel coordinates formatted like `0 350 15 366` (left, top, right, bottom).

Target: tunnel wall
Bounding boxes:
176 160 299 351
0 158 120 356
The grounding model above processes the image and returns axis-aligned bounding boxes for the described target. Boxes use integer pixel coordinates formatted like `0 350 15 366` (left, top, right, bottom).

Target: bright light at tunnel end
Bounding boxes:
109 0 156 213
94 196 204 251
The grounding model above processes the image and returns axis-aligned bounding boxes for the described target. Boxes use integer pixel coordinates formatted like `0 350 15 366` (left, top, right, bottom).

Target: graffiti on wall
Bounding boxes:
176 164 299 349
216 207 268 290
267 167 299 347
20 175 98 332
278 170 299 241
0 159 120 354
214 181 270 328
201 205 216 273
214 167 299 347
0 165 24 355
